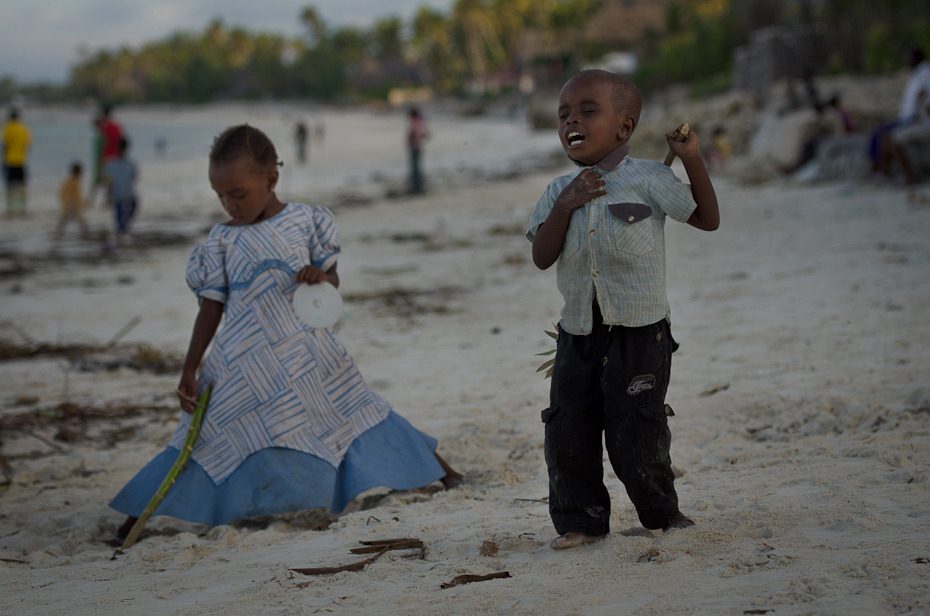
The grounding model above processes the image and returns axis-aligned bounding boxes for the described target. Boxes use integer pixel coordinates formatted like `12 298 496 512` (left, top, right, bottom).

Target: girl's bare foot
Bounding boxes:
441 472 465 489
104 516 138 547
117 516 138 539
549 532 605 550
434 453 464 489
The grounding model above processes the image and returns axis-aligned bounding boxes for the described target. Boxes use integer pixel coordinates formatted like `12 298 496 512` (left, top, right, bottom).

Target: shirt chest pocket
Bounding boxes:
609 203 656 256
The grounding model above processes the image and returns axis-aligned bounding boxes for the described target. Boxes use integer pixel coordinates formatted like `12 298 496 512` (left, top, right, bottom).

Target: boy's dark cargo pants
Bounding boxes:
543 311 681 536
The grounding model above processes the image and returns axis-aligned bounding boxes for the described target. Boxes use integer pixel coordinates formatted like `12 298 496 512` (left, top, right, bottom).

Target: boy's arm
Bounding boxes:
667 129 720 231
532 169 606 269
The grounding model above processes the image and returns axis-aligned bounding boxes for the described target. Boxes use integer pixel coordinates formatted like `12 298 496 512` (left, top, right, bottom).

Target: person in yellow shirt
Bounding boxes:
56 162 90 238
2 108 32 218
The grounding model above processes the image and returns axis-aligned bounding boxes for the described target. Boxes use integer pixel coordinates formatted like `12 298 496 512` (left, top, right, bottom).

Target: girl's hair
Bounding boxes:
210 124 281 170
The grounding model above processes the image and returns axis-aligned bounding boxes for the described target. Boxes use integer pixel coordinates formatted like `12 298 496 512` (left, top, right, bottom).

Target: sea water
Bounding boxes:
16 103 563 216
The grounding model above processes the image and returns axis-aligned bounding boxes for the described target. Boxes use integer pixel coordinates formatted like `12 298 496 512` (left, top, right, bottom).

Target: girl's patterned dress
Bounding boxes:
110 204 444 526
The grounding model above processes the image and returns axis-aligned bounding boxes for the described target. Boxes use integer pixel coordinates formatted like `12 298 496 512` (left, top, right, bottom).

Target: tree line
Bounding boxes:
61 0 607 104
4 0 929 105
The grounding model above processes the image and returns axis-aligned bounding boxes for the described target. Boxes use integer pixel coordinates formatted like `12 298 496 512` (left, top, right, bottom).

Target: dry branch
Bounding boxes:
290 546 390 575
441 571 512 588
290 537 426 575
663 122 691 166
121 387 211 549
350 537 425 558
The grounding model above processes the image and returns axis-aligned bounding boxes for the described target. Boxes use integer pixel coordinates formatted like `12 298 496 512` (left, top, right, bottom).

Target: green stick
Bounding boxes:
122 387 211 549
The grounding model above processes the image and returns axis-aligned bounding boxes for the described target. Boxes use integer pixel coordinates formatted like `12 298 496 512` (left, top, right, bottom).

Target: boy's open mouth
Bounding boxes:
566 131 585 146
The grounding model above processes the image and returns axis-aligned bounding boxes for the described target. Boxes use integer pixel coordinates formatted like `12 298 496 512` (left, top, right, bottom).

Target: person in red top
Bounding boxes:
89 104 124 207
99 105 123 161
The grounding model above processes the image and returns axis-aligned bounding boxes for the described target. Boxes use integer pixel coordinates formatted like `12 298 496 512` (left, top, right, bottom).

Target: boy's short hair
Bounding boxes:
210 124 280 170
118 137 130 153
572 69 642 124
70 161 83 175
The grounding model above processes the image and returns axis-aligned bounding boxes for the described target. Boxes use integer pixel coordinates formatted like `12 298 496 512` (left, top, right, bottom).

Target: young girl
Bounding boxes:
110 125 461 535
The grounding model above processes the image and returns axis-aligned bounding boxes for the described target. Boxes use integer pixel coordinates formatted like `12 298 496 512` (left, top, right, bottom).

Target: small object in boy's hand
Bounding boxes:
663 122 691 166
293 281 343 328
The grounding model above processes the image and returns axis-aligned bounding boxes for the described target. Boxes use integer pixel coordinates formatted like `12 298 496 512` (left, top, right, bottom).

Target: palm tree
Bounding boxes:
451 0 507 81
411 7 461 90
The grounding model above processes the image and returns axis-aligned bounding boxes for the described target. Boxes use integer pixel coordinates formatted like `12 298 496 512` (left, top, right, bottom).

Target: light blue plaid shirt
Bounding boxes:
527 153 697 334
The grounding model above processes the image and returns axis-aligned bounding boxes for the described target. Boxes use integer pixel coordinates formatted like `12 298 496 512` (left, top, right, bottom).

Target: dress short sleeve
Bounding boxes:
310 206 341 273
186 228 229 304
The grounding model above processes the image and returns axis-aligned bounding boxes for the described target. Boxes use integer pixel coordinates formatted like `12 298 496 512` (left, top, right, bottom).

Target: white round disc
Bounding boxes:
292 281 343 328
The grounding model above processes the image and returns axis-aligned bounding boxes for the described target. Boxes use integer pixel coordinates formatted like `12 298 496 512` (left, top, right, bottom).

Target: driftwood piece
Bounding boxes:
290 538 426 576
350 537 425 558
663 122 691 166
291 546 390 575
440 571 512 589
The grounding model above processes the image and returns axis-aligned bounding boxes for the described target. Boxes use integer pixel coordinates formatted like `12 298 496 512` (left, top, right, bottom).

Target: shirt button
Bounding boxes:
589 229 596 236
628 215 635 222
592 270 599 277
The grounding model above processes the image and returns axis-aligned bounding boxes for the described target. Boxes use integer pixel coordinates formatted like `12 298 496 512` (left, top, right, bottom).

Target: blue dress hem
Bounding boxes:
109 411 444 527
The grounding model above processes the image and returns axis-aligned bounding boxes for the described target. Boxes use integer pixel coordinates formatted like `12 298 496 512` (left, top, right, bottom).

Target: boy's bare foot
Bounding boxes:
663 512 695 531
549 532 605 550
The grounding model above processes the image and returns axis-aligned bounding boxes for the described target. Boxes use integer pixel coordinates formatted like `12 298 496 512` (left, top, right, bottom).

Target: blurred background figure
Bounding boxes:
828 94 855 134
705 126 733 170
881 47 930 184
56 161 90 239
294 120 309 163
2 107 31 218
102 137 138 245
89 104 125 207
407 107 428 195
872 47 930 183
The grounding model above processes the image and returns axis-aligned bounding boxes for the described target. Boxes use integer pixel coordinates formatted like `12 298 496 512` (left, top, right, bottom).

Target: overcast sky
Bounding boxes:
0 0 455 84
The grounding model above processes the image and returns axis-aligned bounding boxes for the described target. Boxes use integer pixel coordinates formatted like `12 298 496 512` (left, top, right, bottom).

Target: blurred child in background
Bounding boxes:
103 137 138 244
56 162 90 239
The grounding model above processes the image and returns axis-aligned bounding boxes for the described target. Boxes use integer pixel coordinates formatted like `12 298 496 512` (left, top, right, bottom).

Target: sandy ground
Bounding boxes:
1 107 929 615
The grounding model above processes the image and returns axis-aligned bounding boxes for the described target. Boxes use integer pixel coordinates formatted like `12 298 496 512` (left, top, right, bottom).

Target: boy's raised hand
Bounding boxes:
555 168 607 214
666 127 701 162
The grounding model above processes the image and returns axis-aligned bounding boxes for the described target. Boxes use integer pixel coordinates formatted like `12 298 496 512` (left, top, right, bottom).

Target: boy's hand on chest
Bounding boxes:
555 169 607 215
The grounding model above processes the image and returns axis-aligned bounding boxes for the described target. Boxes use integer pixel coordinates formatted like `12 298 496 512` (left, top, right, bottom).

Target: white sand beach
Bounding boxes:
1 103 929 615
